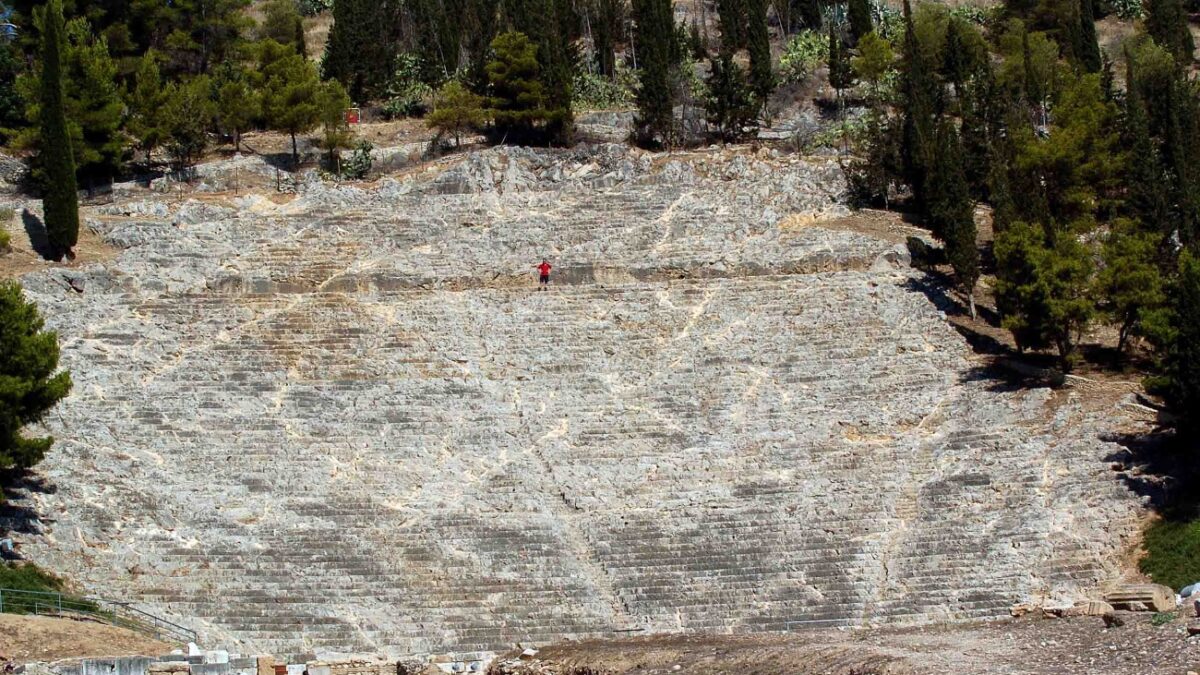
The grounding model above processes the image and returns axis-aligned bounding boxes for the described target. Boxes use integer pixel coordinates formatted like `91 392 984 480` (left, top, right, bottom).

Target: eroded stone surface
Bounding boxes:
8 145 1142 657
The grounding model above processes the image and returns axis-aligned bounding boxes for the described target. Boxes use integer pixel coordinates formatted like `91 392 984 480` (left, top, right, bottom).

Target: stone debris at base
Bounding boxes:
7 144 1145 657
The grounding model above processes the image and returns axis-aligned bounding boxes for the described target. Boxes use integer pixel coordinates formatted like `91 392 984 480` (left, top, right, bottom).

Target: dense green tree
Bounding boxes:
1077 0 1102 73
899 0 939 212
797 0 823 31
928 121 981 317
848 0 874 43
717 0 748 51
37 0 79 259
216 68 259 153
0 281 72 491
162 75 216 172
427 80 488 146
632 0 675 145
260 42 322 165
828 23 854 108
18 16 125 182
323 0 401 101
1099 219 1166 353
1163 250 1200 427
126 50 169 167
0 43 26 142
747 0 774 103
592 0 626 78
486 31 547 139
315 79 352 170
261 0 308 56
1145 0 1194 64
852 31 894 104
706 52 758 142
994 219 1095 369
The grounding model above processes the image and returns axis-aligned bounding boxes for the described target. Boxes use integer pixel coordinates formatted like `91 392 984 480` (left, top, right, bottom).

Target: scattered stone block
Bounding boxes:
1105 584 1177 612
1066 600 1115 617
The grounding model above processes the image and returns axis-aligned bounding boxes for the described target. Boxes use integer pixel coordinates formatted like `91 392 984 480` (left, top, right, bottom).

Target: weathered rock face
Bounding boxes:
10 145 1141 658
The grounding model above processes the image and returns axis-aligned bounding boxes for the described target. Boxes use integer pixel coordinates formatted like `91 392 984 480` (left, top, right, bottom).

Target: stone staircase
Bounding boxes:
11 146 1141 657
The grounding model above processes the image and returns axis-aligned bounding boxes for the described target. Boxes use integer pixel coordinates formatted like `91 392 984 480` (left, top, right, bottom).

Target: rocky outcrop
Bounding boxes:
9 144 1142 658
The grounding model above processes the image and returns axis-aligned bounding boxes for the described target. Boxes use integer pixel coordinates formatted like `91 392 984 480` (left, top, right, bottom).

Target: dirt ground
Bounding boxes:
492 609 1200 675
0 614 174 663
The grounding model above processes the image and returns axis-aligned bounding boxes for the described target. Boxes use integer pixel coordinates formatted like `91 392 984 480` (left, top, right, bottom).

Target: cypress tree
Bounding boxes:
706 50 758 141
322 0 401 101
928 121 980 318
632 0 675 146
1123 59 1173 232
899 0 938 212
828 23 853 109
1078 0 1101 73
1166 250 1200 428
848 0 873 43
798 0 823 31
593 0 625 79
717 0 748 51
746 0 774 103
39 0 78 260
1146 0 1195 64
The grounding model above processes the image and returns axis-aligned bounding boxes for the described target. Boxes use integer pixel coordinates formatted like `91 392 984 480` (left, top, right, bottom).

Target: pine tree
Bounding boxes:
1123 58 1173 232
127 50 169 168
38 0 79 259
427 80 488 146
927 121 980 318
260 42 323 166
1145 0 1194 64
315 79 352 171
216 69 260 153
486 31 547 139
162 75 216 173
632 0 675 146
1077 0 1102 73
0 281 72 490
1099 219 1166 353
746 0 774 103
851 31 894 105
848 0 873 43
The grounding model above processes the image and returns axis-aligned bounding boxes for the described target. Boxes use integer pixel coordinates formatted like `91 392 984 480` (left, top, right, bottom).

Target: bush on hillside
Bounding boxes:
780 31 828 84
1139 516 1200 591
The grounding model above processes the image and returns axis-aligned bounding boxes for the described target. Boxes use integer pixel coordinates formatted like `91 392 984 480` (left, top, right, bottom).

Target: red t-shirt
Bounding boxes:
537 262 552 276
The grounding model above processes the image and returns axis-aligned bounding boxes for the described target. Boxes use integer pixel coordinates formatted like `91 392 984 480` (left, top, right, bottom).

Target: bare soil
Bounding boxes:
0 614 173 663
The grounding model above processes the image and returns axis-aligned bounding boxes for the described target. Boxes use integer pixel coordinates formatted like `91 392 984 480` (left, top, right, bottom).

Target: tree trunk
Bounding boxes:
968 290 977 321
234 130 241 153
291 131 298 168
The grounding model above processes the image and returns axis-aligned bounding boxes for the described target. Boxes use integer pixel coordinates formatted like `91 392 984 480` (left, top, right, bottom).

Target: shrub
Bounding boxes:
573 69 635 110
1151 611 1177 626
0 562 64 595
297 0 333 16
780 30 828 84
342 140 373 179
381 53 433 119
1140 516 1200 592
0 208 11 253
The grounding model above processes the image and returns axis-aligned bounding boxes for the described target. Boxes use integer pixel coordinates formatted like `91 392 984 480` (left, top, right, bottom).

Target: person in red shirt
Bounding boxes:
535 259 552 290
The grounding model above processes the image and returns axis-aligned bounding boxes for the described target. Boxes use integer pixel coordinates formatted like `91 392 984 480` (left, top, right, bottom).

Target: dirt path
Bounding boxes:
491 610 1200 675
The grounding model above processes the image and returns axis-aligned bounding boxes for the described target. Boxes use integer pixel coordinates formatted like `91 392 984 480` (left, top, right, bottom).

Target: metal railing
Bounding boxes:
0 588 197 644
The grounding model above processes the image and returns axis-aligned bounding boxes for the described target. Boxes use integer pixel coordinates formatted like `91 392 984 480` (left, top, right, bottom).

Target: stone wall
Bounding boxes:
7 145 1143 657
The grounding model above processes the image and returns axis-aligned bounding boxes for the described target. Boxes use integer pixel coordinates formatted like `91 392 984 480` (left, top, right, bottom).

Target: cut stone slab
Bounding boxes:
1105 584 1177 612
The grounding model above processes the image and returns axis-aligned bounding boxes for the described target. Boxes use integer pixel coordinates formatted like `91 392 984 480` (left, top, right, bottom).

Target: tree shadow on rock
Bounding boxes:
21 209 55 260
0 472 56 558
1102 429 1197 514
